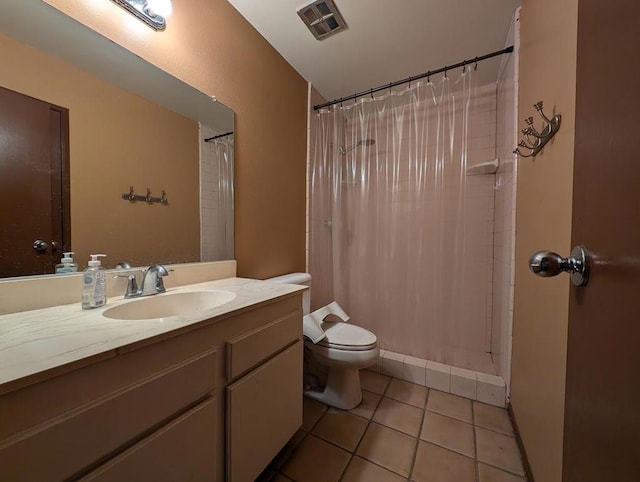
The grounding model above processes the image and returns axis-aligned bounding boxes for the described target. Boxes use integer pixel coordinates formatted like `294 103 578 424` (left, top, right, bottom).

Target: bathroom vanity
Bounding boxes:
0 278 305 482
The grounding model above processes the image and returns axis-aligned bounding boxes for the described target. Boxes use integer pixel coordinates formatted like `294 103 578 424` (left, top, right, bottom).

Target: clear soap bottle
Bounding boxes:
55 251 78 274
82 254 107 310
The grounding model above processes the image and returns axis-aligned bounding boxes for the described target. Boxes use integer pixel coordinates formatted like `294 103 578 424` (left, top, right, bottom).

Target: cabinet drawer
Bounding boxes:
227 309 302 381
81 397 217 482
226 340 303 482
0 349 216 482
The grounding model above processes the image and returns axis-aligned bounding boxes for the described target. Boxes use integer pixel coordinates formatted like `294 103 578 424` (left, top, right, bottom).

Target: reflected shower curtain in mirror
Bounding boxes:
201 134 234 261
310 71 492 367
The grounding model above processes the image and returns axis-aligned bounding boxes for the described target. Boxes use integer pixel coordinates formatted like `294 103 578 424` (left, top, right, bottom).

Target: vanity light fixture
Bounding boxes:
110 0 172 31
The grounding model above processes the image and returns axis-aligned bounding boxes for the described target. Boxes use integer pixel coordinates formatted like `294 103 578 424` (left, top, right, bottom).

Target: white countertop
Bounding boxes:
0 277 305 391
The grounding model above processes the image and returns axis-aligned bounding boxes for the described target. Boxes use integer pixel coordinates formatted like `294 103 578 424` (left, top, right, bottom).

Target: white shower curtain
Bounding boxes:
201 133 234 261
310 70 491 366
213 135 234 260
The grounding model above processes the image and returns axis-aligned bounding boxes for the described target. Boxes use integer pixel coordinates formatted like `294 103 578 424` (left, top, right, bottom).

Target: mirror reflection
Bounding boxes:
0 2 234 278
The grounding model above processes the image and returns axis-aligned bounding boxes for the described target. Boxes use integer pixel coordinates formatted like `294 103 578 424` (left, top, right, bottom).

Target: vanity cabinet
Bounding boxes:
224 306 303 482
0 293 303 482
81 397 217 481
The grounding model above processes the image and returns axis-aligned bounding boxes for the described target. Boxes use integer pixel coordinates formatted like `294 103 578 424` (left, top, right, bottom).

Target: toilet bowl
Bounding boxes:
267 273 379 410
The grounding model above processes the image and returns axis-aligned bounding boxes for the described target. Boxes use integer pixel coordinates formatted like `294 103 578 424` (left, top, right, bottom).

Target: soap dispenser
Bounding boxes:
82 254 107 310
55 252 78 274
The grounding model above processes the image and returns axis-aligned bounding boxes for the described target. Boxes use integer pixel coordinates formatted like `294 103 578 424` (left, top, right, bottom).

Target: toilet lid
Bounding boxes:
317 322 377 351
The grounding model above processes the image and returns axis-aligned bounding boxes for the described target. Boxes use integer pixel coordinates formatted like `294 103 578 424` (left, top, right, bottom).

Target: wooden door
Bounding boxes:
0 86 69 277
563 1 640 480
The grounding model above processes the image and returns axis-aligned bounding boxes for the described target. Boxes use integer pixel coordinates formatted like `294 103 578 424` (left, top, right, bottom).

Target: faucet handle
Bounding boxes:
113 273 140 298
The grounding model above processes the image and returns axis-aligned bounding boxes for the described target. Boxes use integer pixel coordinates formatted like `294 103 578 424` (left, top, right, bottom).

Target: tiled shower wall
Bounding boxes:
491 12 519 388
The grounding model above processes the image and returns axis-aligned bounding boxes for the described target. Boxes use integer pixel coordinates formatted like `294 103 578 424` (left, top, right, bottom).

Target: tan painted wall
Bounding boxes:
44 0 308 279
511 0 578 480
0 32 199 269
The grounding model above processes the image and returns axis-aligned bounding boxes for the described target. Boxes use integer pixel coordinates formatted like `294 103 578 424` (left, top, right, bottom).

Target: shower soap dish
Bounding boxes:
466 158 499 175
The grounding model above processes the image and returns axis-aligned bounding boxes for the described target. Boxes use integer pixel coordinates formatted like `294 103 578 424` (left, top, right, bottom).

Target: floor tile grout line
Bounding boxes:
337 375 389 482
472 399 480 482
381 393 429 412
424 406 474 426
417 439 479 463
478 461 527 479
348 454 413 481
308 403 329 433
426 402 517 438
407 387 429 481
473 422 517 437
278 402 325 480
276 430 308 480
286 432 353 482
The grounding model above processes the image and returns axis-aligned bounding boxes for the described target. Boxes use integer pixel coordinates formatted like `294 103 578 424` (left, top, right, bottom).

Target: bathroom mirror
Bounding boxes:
0 2 234 278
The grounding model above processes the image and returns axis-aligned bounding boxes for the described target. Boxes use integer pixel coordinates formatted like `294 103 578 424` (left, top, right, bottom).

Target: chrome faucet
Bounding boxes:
140 265 170 296
113 264 170 298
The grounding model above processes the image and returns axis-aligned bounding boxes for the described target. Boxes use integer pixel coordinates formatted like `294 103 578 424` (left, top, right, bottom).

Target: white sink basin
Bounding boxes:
103 290 236 321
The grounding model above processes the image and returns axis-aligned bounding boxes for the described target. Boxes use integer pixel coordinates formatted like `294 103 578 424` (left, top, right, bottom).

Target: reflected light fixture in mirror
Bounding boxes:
110 0 172 31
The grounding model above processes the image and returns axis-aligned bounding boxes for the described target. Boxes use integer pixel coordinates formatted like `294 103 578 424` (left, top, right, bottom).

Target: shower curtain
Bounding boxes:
310 70 493 367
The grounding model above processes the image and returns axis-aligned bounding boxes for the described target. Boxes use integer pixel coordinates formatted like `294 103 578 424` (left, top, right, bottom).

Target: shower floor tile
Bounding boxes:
261 373 526 481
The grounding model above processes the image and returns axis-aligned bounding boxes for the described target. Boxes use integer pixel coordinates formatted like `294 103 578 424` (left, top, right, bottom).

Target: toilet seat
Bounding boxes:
316 321 377 351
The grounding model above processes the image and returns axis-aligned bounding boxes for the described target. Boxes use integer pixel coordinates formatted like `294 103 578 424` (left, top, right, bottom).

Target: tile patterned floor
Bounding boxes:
259 370 526 482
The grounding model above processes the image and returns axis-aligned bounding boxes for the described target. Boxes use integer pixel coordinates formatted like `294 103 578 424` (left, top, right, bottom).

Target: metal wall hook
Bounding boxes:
534 101 554 124
121 186 169 205
513 147 535 158
514 100 562 158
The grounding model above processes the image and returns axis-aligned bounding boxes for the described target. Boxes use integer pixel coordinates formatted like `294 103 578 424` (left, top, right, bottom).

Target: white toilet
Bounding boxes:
267 273 379 410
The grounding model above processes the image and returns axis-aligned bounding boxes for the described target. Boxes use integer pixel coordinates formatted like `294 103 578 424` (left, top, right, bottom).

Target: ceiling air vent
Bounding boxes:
297 0 347 41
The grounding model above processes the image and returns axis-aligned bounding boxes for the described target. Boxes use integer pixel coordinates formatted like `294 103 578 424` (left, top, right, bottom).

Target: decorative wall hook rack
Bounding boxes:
121 186 168 205
513 101 561 158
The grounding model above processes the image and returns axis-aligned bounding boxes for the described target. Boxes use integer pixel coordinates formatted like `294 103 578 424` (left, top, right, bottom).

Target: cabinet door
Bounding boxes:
81 397 216 482
226 340 303 482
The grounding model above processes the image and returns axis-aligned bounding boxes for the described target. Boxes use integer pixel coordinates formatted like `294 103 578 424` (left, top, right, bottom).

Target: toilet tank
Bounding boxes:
266 273 311 315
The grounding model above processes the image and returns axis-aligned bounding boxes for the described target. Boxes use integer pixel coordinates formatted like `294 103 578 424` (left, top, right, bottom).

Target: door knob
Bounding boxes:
529 245 590 287
32 239 49 253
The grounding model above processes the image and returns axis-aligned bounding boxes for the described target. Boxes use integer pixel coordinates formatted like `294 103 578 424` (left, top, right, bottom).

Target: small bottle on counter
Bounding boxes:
82 254 107 310
55 252 78 274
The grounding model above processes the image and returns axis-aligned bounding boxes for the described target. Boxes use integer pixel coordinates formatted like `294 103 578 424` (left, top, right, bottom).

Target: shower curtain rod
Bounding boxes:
204 131 234 142
313 46 514 111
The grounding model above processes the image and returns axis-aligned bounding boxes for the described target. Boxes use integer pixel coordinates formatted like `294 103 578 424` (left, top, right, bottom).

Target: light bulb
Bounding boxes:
146 0 172 18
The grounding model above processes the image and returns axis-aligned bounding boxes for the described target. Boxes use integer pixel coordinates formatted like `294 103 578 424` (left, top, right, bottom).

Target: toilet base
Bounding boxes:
304 366 362 410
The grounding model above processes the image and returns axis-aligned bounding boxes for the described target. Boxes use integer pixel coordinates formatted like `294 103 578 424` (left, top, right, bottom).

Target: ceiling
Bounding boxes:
228 0 520 103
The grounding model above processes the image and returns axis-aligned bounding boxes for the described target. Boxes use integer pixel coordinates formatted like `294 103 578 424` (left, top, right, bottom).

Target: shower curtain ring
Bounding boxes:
474 57 479 71
444 66 448 78
370 88 374 99
462 64 466 74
